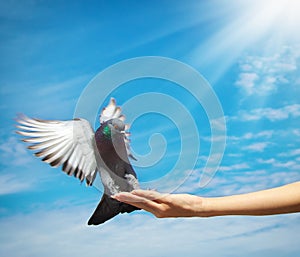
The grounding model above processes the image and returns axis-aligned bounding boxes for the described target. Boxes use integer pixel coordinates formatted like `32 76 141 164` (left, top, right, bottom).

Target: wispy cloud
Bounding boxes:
208 170 300 196
235 72 259 95
0 203 299 257
291 129 300 137
278 148 300 157
0 173 33 195
175 162 300 197
242 142 270 152
231 130 274 140
235 45 300 95
0 136 32 166
290 148 300 156
273 160 300 169
218 163 250 171
230 104 300 122
258 157 300 170
257 158 276 164
35 75 90 97
203 130 274 142
210 117 227 131
1 74 89 117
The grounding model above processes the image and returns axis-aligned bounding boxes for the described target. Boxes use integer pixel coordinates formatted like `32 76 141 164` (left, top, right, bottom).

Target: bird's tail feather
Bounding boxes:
87 194 139 225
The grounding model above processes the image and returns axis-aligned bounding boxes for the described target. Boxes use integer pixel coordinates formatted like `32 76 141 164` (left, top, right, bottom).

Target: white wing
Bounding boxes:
16 115 98 186
100 98 136 161
100 98 125 123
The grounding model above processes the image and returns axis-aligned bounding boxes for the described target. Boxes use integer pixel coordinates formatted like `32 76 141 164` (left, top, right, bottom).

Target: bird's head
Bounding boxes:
102 118 125 139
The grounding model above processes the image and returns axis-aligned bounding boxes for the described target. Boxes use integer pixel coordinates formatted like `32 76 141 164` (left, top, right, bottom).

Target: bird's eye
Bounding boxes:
114 124 118 129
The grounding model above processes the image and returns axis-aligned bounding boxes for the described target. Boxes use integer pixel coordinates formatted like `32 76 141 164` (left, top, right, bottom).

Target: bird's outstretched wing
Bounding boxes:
16 115 98 186
100 98 136 161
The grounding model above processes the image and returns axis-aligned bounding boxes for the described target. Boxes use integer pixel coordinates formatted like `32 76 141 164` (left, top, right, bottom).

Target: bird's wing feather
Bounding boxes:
16 115 98 186
100 98 124 123
100 98 136 160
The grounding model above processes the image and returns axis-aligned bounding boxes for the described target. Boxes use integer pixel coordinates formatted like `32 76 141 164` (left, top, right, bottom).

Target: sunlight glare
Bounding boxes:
251 0 300 34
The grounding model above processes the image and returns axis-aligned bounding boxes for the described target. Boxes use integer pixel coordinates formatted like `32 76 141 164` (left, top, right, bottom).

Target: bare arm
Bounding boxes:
205 181 300 216
112 181 300 218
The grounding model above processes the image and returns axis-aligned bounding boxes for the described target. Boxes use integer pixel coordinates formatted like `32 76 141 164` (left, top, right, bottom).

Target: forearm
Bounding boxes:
201 182 300 217
113 182 300 218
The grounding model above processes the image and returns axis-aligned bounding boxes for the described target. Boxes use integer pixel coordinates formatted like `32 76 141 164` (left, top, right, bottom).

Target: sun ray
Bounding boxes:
187 0 300 84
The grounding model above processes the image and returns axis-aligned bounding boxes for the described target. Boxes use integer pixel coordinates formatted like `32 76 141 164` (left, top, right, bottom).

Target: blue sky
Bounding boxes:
1 0 300 256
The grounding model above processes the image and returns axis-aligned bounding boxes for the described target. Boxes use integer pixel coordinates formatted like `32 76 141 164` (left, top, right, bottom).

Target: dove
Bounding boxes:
16 98 140 225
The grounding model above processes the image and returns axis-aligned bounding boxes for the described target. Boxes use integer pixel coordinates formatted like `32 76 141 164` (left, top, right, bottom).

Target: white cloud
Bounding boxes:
210 117 227 131
190 127 300 196
257 158 276 164
174 159 300 197
276 148 300 158
255 130 275 138
0 173 33 195
226 130 274 141
235 46 300 95
202 135 227 143
292 129 300 136
202 129 274 143
0 136 33 166
258 156 300 170
230 171 300 195
243 142 269 152
231 104 300 122
235 72 259 95
34 75 90 99
0 203 300 257
226 153 243 158
273 161 300 169
204 169 300 197
290 149 300 156
219 163 250 172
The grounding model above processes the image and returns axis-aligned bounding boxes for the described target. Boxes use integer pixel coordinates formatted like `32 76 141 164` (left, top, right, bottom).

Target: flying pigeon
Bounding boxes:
16 98 140 225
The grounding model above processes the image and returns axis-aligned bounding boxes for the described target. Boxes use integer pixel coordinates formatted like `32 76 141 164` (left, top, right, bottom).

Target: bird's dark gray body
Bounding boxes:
88 121 139 225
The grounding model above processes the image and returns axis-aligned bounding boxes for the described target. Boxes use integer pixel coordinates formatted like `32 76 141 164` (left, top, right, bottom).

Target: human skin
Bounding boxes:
112 181 300 218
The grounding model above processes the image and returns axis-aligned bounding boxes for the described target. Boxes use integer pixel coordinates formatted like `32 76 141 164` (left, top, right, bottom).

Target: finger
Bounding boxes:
112 192 163 214
131 189 169 202
112 192 145 203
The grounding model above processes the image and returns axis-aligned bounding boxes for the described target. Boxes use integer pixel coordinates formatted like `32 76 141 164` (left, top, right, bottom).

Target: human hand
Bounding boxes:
112 190 206 218
112 182 300 218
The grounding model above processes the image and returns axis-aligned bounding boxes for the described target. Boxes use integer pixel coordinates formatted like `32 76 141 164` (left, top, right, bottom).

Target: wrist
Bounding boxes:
194 197 216 217
198 196 230 217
